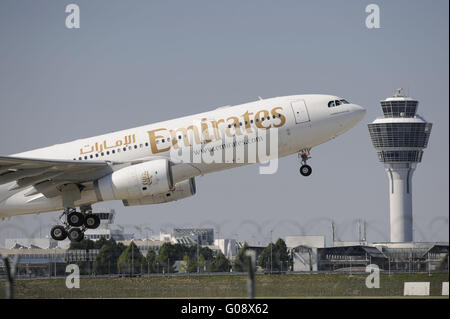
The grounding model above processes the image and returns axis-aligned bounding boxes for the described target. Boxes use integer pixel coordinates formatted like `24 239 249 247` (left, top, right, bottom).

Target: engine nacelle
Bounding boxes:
95 159 174 201
122 177 196 206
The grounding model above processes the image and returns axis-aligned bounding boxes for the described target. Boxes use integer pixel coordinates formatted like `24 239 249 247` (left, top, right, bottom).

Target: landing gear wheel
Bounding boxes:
50 225 68 241
67 211 84 227
67 228 84 242
84 214 100 229
300 164 312 177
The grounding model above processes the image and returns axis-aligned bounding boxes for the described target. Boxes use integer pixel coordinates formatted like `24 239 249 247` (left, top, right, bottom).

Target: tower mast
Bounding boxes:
368 89 432 242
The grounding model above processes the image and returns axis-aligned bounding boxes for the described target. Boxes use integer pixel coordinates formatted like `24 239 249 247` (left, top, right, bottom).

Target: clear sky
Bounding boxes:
0 0 448 246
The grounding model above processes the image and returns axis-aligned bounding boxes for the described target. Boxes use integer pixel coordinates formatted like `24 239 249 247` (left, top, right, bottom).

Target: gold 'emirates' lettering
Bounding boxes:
148 128 171 154
255 110 270 129
271 107 286 127
147 106 286 154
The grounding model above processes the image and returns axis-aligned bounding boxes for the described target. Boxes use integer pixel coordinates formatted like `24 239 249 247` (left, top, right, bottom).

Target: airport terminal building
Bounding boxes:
286 236 448 273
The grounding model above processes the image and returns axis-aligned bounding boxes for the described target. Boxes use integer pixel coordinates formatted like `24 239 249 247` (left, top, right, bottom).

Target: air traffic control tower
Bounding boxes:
368 89 432 242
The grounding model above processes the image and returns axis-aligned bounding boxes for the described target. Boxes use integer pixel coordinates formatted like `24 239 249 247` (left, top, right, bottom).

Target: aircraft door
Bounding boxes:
290 100 310 124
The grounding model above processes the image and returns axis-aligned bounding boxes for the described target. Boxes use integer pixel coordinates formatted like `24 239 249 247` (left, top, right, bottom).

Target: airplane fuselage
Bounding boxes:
0 94 365 217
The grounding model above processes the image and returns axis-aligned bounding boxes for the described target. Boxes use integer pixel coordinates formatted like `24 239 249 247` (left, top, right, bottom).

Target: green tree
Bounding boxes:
197 255 206 272
156 243 215 273
93 238 123 275
117 241 145 275
209 252 231 272
157 242 178 273
199 247 214 261
258 238 290 271
438 253 448 271
145 248 158 273
274 238 290 271
180 255 190 273
258 243 277 270
233 243 249 272
93 236 109 249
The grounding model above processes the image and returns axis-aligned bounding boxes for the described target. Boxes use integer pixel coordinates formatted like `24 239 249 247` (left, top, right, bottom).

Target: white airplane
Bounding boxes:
0 94 365 242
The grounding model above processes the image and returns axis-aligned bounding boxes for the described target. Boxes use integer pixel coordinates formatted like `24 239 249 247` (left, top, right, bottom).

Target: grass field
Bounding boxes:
1 273 448 298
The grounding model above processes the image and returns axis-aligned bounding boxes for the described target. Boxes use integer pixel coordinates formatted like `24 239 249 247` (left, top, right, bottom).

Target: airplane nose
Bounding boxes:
350 104 366 122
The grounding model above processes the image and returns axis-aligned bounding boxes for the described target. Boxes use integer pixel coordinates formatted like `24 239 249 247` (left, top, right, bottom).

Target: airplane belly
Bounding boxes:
0 188 99 217
0 183 15 204
0 189 61 217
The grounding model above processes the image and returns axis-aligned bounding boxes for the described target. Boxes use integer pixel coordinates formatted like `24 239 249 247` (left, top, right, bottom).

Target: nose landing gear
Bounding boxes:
50 206 100 242
298 149 312 177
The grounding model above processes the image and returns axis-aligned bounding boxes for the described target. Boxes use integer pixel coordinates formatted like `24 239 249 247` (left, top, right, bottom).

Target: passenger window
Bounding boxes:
328 101 335 108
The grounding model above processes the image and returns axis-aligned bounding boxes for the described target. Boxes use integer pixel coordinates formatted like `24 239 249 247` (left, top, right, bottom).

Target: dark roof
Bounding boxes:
361 246 386 258
318 245 387 258
423 244 449 257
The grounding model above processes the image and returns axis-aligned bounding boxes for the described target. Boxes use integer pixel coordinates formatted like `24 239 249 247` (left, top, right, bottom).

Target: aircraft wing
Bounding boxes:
0 156 114 196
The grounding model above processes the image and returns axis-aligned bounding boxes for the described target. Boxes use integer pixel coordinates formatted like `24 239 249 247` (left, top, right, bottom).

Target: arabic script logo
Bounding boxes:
141 171 153 186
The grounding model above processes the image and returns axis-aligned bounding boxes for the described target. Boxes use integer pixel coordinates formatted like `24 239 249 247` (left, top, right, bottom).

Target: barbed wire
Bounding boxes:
0 215 448 248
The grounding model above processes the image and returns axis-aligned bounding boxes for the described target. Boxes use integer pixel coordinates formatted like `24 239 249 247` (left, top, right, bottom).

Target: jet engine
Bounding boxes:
122 177 196 206
94 159 173 201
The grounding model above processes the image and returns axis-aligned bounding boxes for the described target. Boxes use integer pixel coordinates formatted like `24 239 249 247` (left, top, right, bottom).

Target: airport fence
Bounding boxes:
0 215 448 298
0 272 448 298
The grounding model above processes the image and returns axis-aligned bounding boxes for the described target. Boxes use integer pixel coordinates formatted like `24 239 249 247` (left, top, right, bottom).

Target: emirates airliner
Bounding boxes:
0 94 365 241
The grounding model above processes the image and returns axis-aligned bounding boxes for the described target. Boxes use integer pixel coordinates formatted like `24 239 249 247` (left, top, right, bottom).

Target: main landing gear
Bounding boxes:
298 149 312 177
50 206 100 242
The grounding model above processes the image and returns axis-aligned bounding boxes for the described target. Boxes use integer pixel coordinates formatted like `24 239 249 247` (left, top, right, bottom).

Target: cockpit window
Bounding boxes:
329 99 350 108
